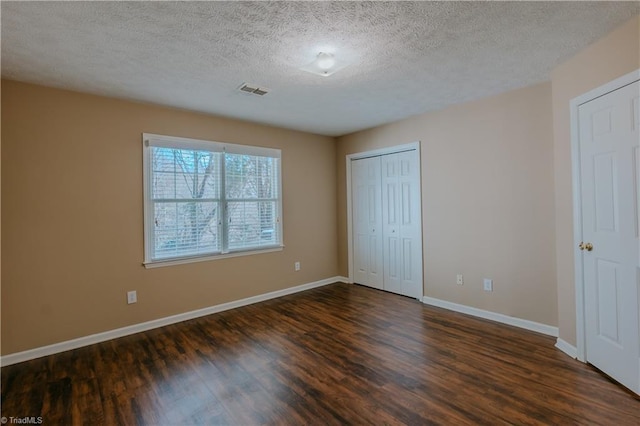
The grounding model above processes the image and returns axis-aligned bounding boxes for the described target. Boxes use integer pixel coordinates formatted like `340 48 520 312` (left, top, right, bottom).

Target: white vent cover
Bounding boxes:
238 83 269 96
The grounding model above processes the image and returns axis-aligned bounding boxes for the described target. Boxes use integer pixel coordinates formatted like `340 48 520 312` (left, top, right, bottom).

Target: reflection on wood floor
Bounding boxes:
2 282 639 425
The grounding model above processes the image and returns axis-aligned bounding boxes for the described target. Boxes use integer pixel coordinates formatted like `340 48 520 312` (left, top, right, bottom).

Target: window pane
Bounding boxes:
257 156 277 199
228 201 278 250
153 148 220 198
153 201 220 259
152 171 175 199
175 173 195 199
197 173 218 199
225 154 277 200
152 147 176 172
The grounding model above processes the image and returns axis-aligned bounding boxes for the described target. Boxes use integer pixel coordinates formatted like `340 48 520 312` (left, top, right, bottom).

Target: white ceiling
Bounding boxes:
2 1 639 136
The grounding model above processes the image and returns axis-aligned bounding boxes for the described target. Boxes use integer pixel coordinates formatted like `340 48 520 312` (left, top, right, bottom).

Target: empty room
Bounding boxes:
1 1 639 424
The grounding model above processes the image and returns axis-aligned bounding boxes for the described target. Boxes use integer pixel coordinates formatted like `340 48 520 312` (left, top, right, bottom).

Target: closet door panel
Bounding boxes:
382 153 402 294
397 150 423 299
352 157 384 289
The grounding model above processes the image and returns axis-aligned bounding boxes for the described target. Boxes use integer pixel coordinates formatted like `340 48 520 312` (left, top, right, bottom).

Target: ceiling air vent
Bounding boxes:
238 83 269 96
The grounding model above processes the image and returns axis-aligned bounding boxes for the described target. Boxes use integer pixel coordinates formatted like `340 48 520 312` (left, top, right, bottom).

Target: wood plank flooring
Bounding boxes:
2 283 639 425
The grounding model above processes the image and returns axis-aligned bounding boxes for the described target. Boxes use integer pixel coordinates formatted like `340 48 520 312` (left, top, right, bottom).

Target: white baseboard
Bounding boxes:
422 296 559 337
1 276 343 367
555 338 578 359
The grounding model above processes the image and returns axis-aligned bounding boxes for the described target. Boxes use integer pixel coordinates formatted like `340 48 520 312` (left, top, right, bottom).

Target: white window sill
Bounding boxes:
143 245 284 269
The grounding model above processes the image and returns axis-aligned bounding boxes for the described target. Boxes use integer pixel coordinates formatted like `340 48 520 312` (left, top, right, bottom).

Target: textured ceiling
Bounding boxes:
2 1 639 136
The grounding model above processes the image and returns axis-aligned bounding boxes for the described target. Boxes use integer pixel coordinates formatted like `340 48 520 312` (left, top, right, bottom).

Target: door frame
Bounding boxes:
345 141 423 296
570 69 640 362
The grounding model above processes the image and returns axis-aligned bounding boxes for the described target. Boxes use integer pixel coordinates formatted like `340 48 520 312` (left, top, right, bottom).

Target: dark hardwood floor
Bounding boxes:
2 283 639 425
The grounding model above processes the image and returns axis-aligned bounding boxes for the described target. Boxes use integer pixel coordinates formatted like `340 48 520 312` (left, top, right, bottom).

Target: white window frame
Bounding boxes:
142 133 283 268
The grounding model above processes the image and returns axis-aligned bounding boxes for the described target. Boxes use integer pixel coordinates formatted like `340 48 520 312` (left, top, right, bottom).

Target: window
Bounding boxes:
143 133 282 267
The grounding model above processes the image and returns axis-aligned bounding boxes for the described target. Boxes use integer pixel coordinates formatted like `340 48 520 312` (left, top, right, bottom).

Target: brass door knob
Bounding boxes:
579 242 593 251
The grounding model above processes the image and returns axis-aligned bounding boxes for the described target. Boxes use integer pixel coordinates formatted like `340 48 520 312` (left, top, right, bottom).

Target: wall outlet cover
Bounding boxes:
483 279 493 292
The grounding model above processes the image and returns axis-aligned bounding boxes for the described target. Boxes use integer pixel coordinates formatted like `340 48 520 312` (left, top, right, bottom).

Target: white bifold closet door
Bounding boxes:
352 150 423 299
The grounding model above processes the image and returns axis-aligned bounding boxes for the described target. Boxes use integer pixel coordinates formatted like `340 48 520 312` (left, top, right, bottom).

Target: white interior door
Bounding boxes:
352 156 384 290
579 80 639 394
382 151 423 299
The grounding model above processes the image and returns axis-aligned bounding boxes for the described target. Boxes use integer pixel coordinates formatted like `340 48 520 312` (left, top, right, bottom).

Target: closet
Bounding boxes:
350 147 423 299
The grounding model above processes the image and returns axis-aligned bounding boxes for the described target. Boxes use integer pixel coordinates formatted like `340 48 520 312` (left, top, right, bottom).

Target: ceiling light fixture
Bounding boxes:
300 51 348 77
315 52 336 70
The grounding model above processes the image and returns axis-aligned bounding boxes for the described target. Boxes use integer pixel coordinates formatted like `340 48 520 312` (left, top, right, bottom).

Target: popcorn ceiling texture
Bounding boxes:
2 1 638 136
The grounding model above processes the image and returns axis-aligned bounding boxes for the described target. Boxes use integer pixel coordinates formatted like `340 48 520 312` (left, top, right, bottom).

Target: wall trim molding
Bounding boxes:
422 296 559 337
1 276 348 367
555 338 578 359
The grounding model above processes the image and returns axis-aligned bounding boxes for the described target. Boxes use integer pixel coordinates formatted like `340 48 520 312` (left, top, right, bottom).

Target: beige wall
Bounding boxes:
337 82 558 326
551 15 640 346
1 80 338 355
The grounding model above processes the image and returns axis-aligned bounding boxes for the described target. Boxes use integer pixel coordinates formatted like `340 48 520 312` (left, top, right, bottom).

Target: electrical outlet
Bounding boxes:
456 274 464 285
294 261 301 271
483 279 493 292
127 290 137 304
